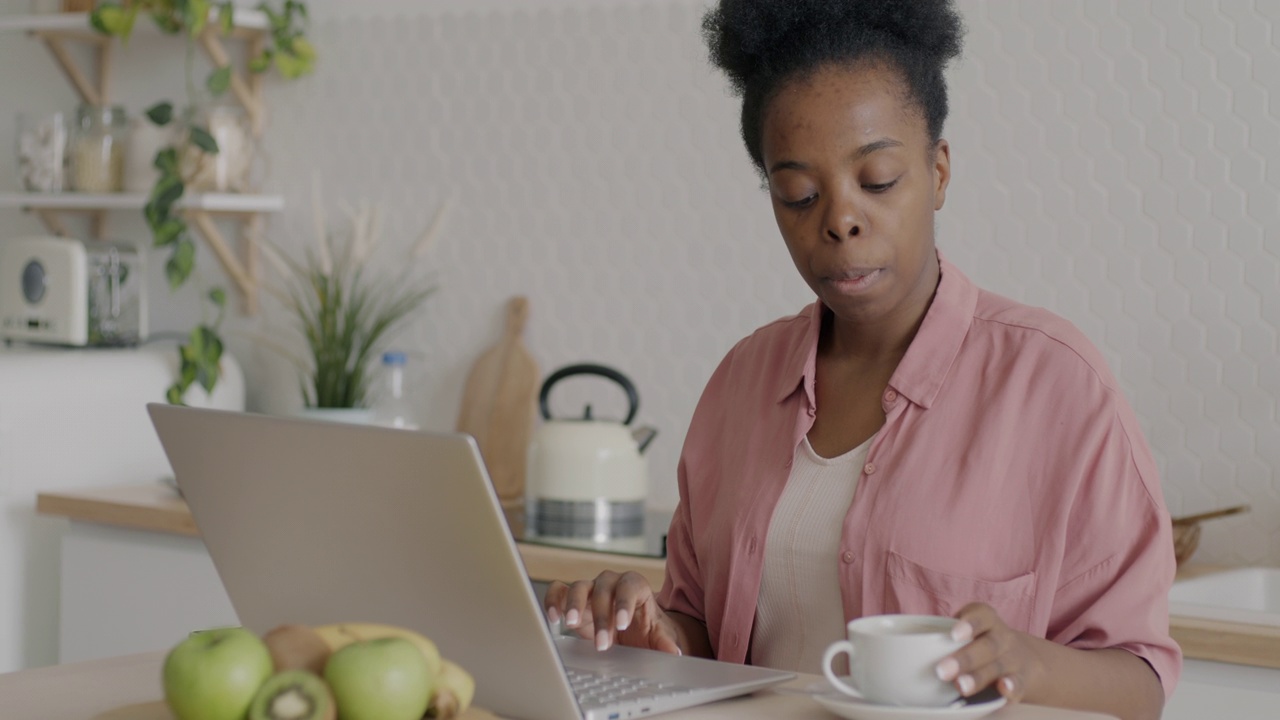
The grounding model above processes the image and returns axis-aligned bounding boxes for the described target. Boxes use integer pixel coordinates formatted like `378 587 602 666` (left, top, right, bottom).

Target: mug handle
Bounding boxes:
822 639 861 697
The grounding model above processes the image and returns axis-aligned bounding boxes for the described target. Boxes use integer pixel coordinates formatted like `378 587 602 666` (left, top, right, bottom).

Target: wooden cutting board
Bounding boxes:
455 296 539 508
96 700 500 719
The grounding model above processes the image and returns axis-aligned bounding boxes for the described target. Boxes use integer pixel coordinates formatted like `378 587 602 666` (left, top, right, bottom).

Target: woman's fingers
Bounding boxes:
543 580 569 625
938 603 1027 701
544 572 671 653
563 579 597 630
591 571 623 650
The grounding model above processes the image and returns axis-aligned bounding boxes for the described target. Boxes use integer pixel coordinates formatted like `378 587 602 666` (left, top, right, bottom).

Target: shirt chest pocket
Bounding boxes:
883 551 1038 633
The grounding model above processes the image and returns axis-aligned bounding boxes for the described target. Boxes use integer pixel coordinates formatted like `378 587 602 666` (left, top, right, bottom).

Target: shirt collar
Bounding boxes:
773 251 979 410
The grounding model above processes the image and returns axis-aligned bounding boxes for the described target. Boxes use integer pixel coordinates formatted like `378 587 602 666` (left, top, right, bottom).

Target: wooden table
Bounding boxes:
0 650 1117 720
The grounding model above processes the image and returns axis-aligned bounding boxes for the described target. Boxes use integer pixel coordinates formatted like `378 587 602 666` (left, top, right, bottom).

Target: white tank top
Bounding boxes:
750 434 873 674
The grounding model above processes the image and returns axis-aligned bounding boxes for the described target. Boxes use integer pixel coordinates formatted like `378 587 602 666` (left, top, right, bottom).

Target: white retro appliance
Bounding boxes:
526 364 657 541
0 235 147 346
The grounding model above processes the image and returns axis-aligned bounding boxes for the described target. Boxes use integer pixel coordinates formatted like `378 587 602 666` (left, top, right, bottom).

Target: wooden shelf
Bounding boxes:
0 191 283 213
1 9 286 315
0 10 269 132
0 9 270 34
0 193 281 314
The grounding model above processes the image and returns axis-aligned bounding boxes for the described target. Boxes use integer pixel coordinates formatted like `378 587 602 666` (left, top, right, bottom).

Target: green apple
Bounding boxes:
323 638 432 720
163 626 274 720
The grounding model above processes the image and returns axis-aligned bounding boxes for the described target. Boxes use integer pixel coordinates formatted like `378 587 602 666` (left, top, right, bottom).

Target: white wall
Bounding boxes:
0 0 1275 575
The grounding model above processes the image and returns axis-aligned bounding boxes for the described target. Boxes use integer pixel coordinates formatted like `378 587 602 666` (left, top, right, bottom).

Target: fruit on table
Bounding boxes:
263 625 332 675
428 660 476 719
323 638 433 720
312 622 442 678
163 626 275 720
248 670 336 720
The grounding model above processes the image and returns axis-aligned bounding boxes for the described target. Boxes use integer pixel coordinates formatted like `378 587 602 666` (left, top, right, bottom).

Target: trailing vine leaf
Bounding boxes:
189 125 220 154
187 0 211 37
146 101 174 126
219 3 235 34
154 218 186 247
274 37 315 78
166 238 197 289
207 66 232 96
153 146 179 174
90 4 137 39
249 49 273 73
90 1 314 406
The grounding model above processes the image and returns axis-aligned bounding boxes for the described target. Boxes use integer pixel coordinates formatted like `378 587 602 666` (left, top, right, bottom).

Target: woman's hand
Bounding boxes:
543 571 684 655
934 603 1044 703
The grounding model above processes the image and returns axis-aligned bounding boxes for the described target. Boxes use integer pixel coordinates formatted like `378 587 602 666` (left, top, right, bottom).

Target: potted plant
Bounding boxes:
258 185 450 421
89 0 315 404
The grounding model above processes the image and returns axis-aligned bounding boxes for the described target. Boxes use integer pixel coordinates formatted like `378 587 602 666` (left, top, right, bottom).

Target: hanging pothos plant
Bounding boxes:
90 0 315 404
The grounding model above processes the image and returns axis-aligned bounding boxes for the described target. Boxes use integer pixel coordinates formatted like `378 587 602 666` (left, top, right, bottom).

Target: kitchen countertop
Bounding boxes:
35 483 668 590
35 484 1280 669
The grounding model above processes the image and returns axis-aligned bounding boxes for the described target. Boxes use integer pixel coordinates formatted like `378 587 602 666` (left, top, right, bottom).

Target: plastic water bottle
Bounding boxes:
372 351 419 429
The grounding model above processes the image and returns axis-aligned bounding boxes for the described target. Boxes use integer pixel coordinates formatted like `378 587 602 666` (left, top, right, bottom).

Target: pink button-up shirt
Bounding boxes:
656 256 1181 697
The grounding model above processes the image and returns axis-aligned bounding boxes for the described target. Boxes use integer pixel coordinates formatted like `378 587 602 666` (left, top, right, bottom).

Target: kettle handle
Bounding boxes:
539 364 639 425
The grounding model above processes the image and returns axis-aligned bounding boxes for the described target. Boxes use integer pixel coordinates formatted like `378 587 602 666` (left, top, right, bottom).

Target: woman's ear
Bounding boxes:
933 139 951 211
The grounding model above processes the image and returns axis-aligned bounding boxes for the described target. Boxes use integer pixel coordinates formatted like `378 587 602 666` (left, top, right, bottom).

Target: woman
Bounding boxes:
544 2 1179 718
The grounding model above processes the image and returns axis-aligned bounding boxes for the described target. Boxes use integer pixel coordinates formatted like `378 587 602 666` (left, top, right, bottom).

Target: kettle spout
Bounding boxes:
631 426 658 454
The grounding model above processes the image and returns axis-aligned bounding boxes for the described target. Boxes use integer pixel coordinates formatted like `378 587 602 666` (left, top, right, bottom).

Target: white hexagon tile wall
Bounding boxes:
238 0 1276 565
3 0 1271 565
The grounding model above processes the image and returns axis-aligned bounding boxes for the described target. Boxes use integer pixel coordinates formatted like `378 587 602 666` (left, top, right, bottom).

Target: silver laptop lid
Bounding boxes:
148 404 582 720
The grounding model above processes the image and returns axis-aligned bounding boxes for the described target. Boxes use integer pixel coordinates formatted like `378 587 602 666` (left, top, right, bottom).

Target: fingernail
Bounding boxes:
958 674 975 695
546 607 560 625
999 676 1015 696
615 609 631 631
951 621 973 643
596 630 610 652
565 609 580 628
935 657 959 681
676 647 683 656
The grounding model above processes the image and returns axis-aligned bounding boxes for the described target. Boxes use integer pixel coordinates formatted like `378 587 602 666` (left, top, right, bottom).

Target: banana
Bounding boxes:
311 623 442 679
427 660 475 719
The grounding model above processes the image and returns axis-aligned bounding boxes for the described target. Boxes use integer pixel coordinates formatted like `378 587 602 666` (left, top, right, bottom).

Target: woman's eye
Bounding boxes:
863 178 899 193
782 194 817 209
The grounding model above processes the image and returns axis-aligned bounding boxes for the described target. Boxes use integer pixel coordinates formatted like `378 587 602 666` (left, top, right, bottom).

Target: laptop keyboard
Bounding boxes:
565 667 695 710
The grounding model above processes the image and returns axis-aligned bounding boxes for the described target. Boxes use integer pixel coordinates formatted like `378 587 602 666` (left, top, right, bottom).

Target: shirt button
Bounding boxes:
884 389 898 404
863 463 876 476
842 551 855 564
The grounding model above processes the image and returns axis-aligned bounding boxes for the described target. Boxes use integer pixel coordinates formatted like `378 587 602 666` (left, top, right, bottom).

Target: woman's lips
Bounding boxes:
824 267 883 294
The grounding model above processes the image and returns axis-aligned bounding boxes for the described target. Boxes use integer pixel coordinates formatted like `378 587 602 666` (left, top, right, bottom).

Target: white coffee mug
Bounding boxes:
822 614 965 707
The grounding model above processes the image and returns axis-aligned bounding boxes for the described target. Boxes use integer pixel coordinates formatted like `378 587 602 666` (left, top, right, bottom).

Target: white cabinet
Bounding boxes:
58 522 236 664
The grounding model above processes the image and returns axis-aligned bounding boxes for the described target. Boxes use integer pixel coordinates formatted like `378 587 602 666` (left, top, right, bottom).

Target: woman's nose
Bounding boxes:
823 189 863 242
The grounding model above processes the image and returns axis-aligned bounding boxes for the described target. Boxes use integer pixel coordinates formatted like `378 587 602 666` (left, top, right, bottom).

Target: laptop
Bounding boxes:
147 404 793 720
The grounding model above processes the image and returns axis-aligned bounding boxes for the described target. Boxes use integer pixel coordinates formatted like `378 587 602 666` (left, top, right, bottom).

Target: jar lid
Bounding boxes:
76 104 128 125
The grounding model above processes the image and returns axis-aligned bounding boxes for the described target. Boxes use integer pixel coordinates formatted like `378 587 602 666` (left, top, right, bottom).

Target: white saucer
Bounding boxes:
810 684 1007 720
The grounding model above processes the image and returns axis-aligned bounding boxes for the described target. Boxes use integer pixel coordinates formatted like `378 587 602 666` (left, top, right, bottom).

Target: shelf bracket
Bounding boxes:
36 30 106 106
187 209 259 314
34 209 71 237
198 28 265 137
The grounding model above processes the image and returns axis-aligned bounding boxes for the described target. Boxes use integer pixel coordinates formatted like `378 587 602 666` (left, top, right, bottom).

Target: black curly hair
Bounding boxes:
703 0 964 172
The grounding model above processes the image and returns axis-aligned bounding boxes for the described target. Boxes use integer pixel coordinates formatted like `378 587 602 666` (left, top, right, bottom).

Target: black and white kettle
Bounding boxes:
525 364 657 540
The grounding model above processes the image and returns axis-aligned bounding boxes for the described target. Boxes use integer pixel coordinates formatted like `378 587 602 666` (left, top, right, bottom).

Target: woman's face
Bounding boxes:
760 62 950 330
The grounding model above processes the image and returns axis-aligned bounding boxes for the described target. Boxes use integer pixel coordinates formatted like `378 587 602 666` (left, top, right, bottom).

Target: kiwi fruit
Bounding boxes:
248 670 336 720
264 625 331 674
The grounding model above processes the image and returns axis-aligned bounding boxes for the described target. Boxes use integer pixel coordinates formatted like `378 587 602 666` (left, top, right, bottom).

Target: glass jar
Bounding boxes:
70 104 128 193
182 105 257 193
15 111 70 192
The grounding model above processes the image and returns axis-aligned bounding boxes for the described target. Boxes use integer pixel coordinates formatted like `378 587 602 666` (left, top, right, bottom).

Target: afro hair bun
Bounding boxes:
703 0 964 96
